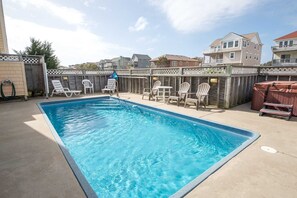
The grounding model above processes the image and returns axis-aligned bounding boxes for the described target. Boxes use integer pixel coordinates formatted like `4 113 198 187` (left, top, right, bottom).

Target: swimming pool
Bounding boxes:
40 97 259 197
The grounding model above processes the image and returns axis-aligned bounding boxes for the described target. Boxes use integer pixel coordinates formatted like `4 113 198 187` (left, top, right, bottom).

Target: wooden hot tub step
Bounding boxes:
260 102 293 120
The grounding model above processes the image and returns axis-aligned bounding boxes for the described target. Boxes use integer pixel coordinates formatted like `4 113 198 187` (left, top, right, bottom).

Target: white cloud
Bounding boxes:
82 0 94 7
149 0 263 33
98 6 107 10
12 0 85 25
129 17 148 32
6 16 131 66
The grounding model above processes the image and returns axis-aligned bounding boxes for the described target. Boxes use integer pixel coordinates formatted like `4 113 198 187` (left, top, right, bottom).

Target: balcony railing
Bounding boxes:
203 48 222 54
203 59 223 66
272 58 297 66
272 44 297 51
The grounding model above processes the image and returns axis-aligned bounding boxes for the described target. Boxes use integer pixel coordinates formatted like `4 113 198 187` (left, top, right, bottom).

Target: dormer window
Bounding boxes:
228 41 233 48
235 41 239 47
279 41 283 47
223 42 227 48
284 41 288 47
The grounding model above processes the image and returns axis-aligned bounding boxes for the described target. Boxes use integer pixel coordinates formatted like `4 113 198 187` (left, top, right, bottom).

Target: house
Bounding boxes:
130 54 151 68
150 54 199 67
271 30 297 66
111 56 131 69
98 59 113 70
203 32 262 66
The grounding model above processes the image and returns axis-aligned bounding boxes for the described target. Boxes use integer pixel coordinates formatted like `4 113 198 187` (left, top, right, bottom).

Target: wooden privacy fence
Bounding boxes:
47 70 113 93
46 66 255 108
47 66 297 108
0 54 47 97
1 53 296 108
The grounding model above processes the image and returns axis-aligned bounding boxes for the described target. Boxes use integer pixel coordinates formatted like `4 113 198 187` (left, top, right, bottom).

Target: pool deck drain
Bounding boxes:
0 93 297 198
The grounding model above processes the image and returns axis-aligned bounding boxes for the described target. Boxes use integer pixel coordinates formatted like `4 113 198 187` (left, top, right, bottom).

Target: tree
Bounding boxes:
155 56 170 67
260 61 272 66
14 38 60 69
74 62 99 70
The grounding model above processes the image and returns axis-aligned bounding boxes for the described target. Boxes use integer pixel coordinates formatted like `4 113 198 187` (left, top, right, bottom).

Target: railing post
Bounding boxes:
224 65 232 108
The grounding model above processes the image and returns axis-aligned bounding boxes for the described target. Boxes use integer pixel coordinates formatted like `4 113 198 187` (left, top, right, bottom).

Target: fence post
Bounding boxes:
224 65 232 108
41 56 49 99
149 68 152 90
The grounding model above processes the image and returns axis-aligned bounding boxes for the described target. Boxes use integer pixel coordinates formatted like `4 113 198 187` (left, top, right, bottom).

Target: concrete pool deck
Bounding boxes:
0 93 297 198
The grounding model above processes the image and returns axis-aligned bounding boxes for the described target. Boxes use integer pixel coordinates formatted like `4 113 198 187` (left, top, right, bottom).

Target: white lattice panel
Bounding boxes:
152 68 179 75
85 70 113 75
232 67 258 74
116 70 130 75
0 54 21 62
47 69 83 75
260 67 297 75
131 69 150 75
22 56 41 64
183 67 226 75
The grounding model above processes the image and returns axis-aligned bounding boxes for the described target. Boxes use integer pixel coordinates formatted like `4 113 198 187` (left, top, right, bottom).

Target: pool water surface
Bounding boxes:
40 97 258 197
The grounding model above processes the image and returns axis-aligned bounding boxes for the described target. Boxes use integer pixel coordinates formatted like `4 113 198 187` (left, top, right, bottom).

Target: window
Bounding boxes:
247 41 250 46
289 40 293 46
279 41 283 47
254 44 257 49
223 42 227 48
281 54 290 62
284 41 288 47
228 41 233 48
235 40 239 47
229 52 235 59
243 41 246 47
172 61 177 67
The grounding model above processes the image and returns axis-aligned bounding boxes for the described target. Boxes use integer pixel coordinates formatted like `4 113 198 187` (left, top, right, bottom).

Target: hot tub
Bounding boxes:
251 81 297 116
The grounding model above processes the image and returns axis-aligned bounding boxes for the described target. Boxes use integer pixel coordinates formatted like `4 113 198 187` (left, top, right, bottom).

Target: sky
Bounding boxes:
3 0 297 66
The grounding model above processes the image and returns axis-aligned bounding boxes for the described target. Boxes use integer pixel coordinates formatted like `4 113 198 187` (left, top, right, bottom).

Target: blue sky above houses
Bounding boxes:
3 0 297 66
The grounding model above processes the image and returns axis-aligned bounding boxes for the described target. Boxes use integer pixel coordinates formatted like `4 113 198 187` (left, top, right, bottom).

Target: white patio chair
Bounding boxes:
142 80 161 100
102 79 116 94
50 80 81 98
167 82 190 106
184 83 210 110
82 79 94 94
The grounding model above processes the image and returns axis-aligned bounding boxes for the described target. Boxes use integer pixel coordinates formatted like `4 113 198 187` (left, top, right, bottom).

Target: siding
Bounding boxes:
0 62 28 97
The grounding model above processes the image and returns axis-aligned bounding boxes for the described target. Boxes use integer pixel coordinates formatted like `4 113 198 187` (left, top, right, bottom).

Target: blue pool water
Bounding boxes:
41 97 256 197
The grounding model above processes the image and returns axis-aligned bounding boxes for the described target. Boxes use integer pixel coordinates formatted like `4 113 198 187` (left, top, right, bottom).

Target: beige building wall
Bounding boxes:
0 0 8 53
0 62 28 97
241 41 261 66
222 51 241 64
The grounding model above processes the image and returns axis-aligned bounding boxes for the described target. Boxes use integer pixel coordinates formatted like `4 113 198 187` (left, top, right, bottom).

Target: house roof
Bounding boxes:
151 54 198 62
132 54 151 60
210 32 260 46
242 32 257 40
274 31 297 41
210 39 221 47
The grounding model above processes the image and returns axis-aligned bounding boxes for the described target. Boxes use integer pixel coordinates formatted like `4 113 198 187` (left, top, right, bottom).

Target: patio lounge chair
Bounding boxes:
142 80 161 100
50 80 81 98
167 82 190 106
102 79 116 94
184 83 210 110
82 79 94 94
